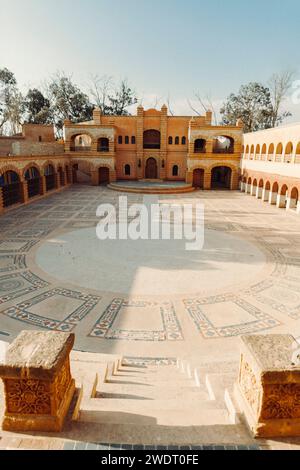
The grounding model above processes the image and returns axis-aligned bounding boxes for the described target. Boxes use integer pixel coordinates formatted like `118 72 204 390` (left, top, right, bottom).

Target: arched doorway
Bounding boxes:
0 171 21 207
145 158 158 179
99 167 110 185
211 166 232 189
193 169 204 189
58 167 65 186
25 167 41 198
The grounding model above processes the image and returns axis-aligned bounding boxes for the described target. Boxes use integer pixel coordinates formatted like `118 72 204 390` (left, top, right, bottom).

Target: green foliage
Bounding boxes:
24 88 52 124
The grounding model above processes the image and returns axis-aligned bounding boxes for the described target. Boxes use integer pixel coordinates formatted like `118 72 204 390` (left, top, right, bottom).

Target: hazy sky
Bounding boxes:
1 0 300 119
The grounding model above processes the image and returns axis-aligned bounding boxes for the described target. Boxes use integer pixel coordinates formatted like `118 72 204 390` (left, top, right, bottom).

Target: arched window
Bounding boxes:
118 136 123 145
172 165 179 177
143 130 161 149
98 138 109 152
131 136 136 145
175 136 179 145
182 137 186 145
79 137 83 145
213 136 234 154
125 164 131 176
194 139 206 153
168 137 173 145
125 136 129 144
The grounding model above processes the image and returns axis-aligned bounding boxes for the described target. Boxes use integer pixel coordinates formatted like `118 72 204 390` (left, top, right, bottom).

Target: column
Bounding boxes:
231 171 239 190
277 193 287 208
40 176 46 195
269 191 277 205
91 170 99 186
0 187 4 214
55 172 61 189
250 184 257 196
262 188 270 202
256 186 263 199
20 179 29 204
203 171 211 190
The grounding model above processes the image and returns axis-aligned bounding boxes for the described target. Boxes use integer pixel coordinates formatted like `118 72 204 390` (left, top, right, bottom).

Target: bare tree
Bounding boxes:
187 92 218 124
89 74 114 114
268 70 295 127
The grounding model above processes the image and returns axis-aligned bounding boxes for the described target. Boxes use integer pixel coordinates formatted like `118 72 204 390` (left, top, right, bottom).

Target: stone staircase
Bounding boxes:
69 356 255 447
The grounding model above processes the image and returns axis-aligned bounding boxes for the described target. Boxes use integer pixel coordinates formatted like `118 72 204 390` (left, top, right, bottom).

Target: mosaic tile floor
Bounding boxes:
0 186 300 362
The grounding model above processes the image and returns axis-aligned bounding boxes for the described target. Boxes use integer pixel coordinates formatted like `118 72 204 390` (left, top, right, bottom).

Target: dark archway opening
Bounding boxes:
45 165 56 191
211 166 232 189
0 171 21 207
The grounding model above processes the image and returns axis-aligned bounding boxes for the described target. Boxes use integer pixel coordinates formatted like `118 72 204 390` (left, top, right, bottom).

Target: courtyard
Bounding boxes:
0 185 299 367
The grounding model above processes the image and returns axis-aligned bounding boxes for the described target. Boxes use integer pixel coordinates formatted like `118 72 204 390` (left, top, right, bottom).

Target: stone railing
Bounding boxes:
0 330 75 432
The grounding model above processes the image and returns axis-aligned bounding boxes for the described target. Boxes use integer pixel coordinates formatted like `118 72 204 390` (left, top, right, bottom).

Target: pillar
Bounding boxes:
256 187 263 199
0 187 4 214
297 201 300 214
186 171 193 185
204 171 211 190
0 331 75 433
277 194 287 208
269 191 277 205
286 197 297 210
262 189 270 202
91 170 99 186
231 171 239 190
240 181 245 192
250 184 257 196
55 172 60 189
20 180 29 204
40 176 46 195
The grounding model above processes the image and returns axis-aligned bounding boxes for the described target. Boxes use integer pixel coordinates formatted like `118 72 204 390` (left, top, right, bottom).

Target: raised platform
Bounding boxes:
108 180 195 194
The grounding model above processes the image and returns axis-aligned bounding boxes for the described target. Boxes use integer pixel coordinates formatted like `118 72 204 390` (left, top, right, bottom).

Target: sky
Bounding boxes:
1 0 300 120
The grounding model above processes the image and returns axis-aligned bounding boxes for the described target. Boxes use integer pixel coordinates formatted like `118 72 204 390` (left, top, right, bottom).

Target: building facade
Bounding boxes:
241 123 300 212
64 106 243 190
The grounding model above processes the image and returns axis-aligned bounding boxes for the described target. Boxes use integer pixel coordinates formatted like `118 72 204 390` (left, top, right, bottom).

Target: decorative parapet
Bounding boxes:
235 334 300 438
0 330 75 432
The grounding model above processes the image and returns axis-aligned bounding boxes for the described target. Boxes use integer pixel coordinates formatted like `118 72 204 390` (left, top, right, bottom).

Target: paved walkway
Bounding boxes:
0 186 299 365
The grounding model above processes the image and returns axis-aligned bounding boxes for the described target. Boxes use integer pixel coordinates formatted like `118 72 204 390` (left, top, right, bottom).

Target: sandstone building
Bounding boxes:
0 105 299 213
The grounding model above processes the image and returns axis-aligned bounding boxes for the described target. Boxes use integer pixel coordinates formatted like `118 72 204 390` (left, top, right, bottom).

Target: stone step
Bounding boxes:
68 421 254 446
78 398 228 426
95 382 209 401
205 373 236 401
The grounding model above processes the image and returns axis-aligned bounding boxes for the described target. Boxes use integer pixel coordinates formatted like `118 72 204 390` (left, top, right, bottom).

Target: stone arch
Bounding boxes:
24 165 41 198
250 145 255 158
261 144 267 160
0 164 22 179
275 143 283 161
211 165 232 189
268 143 275 161
22 162 42 177
213 135 234 154
259 178 264 188
265 181 271 191
280 183 288 196
284 142 293 163
42 160 57 174
70 132 93 151
290 187 299 209
255 144 261 159
0 169 22 207
143 130 161 149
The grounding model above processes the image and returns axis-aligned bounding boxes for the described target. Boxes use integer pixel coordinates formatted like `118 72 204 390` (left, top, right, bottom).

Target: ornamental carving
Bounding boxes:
53 358 72 410
239 356 260 417
262 384 300 420
5 379 51 415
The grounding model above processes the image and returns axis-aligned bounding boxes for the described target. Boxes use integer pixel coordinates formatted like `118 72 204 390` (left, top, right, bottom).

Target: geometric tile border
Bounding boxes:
0 271 49 304
89 298 184 341
123 356 177 366
0 254 26 273
252 280 300 320
1 288 101 332
0 239 39 253
183 294 281 338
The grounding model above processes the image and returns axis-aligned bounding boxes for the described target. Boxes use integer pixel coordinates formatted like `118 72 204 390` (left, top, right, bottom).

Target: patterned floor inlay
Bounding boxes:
89 299 183 341
1 288 101 331
184 295 281 338
251 280 300 320
0 254 26 273
123 357 177 366
0 239 38 253
0 271 48 304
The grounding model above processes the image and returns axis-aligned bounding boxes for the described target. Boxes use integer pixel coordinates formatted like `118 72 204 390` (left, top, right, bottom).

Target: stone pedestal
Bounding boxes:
234 335 300 438
0 331 75 433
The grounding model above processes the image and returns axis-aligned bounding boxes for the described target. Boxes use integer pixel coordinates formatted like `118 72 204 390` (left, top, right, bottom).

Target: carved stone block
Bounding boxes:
0 330 75 432
235 334 300 438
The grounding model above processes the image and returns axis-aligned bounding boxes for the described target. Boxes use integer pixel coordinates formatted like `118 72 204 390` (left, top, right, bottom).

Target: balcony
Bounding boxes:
213 148 234 154
98 146 109 153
